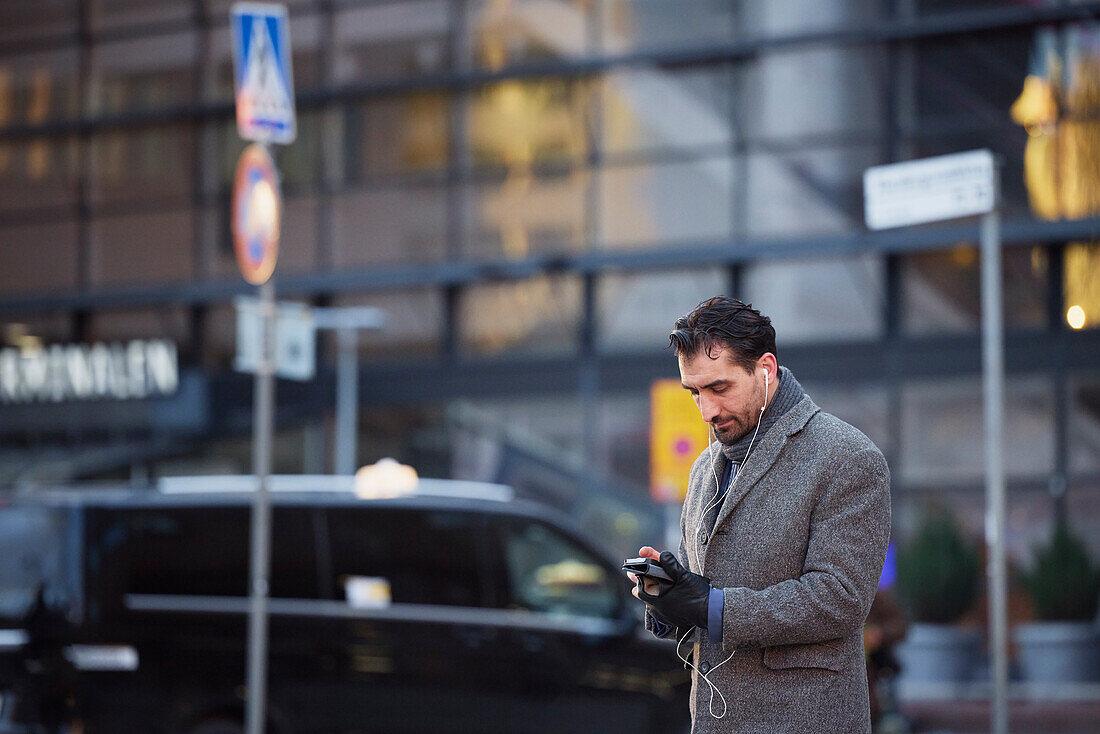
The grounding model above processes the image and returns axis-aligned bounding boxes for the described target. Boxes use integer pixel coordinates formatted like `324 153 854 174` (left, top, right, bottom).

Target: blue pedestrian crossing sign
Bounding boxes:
230 3 296 145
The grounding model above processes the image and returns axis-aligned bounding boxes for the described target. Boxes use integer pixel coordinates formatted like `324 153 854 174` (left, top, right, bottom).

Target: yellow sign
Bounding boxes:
650 378 710 503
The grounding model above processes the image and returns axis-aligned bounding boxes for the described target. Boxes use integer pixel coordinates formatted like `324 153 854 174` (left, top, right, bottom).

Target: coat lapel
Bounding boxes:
708 396 820 535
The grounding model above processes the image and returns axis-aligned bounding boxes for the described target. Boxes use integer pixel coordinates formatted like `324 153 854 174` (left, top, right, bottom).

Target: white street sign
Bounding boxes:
863 149 995 230
234 298 315 381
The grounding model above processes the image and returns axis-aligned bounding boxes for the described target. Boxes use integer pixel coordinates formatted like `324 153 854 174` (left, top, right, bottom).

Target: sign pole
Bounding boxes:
981 170 1009 734
311 307 386 475
864 150 1008 731
334 326 358 476
245 277 275 734
230 5 295 732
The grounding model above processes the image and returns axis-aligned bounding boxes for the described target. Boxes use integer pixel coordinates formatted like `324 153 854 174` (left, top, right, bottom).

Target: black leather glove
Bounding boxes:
636 551 711 631
645 602 677 631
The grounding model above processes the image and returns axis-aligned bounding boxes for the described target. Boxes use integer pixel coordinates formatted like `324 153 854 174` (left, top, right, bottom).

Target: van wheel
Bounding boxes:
187 719 243 734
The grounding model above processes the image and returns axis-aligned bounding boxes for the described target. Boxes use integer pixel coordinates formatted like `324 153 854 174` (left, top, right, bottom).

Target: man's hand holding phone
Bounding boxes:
624 546 712 631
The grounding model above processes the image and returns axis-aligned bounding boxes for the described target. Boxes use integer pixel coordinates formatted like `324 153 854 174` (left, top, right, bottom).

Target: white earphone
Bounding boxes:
762 369 769 413
683 361 774 719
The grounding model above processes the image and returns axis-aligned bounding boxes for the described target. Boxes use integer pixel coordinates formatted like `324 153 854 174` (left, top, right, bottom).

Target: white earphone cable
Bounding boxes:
676 626 736 719
685 369 769 719
693 369 771 555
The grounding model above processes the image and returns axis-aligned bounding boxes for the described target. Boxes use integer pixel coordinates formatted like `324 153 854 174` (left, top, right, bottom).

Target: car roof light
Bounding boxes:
355 458 419 499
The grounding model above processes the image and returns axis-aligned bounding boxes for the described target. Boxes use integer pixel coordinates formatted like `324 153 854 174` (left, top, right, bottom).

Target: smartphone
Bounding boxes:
622 557 673 582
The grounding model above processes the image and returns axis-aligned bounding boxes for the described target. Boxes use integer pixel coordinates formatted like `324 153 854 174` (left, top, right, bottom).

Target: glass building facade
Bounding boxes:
1 0 1099 558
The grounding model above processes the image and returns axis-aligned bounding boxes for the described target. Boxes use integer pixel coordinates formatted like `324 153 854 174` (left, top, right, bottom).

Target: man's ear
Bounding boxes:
757 352 777 379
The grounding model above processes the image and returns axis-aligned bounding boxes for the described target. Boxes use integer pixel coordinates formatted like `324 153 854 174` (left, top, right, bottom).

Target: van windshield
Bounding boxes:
0 503 67 622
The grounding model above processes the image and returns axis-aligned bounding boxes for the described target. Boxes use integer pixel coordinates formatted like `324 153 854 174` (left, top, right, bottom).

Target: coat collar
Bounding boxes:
707 395 820 534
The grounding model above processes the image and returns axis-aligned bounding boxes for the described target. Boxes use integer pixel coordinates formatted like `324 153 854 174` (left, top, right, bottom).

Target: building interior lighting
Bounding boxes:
1067 304 1087 329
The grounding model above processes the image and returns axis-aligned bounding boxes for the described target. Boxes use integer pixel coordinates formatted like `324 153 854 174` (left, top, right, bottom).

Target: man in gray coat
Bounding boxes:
627 296 891 733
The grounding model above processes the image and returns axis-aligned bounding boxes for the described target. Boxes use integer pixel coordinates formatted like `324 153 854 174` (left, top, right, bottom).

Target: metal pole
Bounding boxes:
334 326 358 475
980 173 1008 734
245 278 275 734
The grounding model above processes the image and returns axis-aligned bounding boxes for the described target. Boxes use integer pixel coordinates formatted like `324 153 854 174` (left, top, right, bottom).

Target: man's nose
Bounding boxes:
698 395 720 422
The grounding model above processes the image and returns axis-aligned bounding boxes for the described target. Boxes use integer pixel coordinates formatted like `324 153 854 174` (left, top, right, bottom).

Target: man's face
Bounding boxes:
678 347 766 445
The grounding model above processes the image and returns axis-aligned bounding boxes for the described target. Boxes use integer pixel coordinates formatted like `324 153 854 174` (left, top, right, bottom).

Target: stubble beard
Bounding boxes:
712 413 755 445
711 381 767 445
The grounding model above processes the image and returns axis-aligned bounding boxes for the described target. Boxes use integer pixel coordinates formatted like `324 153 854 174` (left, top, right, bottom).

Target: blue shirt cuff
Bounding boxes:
707 587 724 644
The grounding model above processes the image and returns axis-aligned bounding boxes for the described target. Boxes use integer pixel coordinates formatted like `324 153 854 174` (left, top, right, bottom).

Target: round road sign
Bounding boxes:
232 143 281 285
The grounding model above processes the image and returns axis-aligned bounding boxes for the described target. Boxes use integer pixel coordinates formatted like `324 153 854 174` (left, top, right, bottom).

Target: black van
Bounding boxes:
0 477 689 734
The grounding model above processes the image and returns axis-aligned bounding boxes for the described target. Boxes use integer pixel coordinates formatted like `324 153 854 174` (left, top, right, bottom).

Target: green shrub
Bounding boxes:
1019 520 1100 621
896 509 981 624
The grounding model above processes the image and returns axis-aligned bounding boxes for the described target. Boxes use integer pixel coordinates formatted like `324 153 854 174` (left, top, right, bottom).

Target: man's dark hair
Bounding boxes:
668 296 777 371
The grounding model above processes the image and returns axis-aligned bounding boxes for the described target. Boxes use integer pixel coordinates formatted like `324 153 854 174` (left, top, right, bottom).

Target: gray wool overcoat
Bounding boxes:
656 394 891 734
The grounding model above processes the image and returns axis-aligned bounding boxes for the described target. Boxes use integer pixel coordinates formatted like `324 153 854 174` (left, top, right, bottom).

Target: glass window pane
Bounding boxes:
900 377 1055 487
89 125 194 205
594 393 650 489
1069 374 1100 476
330 289 444 360
463 174 586 259
90 0 191 33
274 110 323 194
89 32 197 116
89 307 190 345
95 507 249 598
1 316 73 348
215 119 249 193
742 146 876 240
901 245 1049 335
1064 243 1100 331
597 267 728 352
334 1 450 84
501 517 617 619
0 49 81 124
0 1 77 44
459 275 581 356
89 208 195 287
91 506 316 599
466 0 593 67
0 220 79 295
202 304 236 371
1066 487 1100 562
915 29 1034 216
599 0 735 54
278 194 320 274
334 185 447 267
451 395 584 464
327 507 488 607
352 93 450 177
601 67 732 157
0 137 79 213
743 255 885 344
598 159 732 249
739 45 884 142
737 0 888 36
468 79 591 168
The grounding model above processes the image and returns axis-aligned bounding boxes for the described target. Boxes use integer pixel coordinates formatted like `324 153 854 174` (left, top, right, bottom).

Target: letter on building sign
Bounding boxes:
65 345 95 400
0 340 180 405
0 349 18 403
146 341 179 396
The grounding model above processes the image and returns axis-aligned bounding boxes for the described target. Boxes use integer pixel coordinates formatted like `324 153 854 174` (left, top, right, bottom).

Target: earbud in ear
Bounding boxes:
761 370 770 414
